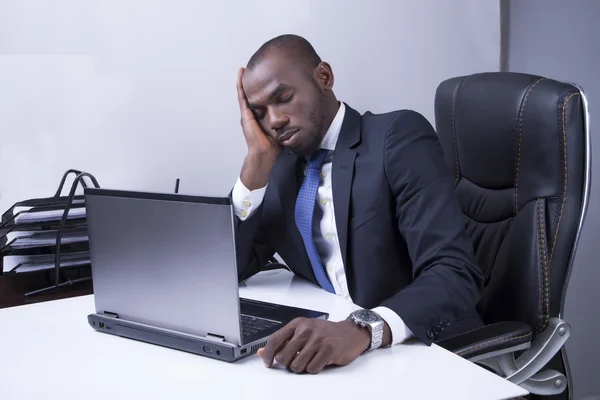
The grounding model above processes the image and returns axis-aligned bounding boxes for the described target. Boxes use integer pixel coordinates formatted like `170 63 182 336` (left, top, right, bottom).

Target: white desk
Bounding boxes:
1 270 527 400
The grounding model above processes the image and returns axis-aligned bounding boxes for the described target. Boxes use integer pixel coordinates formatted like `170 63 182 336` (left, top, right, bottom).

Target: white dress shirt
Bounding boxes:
231 102 413 346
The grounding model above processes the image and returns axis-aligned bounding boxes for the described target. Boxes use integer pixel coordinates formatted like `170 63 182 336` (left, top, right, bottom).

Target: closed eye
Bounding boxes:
279 94 294 103
252 109 266 120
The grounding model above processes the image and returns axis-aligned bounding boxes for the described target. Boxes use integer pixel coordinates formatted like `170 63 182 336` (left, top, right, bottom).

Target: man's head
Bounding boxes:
241 34 339 157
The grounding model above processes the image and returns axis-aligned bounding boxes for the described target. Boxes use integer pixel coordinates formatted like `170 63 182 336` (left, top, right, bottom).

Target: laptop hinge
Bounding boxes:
205 333 225 342
103 311 119 318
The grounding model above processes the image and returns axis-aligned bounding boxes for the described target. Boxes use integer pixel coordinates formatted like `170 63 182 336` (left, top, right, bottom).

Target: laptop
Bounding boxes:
84 187 328 362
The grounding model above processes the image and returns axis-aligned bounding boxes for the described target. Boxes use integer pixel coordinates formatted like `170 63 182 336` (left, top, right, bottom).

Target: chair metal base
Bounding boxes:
469 317 570 395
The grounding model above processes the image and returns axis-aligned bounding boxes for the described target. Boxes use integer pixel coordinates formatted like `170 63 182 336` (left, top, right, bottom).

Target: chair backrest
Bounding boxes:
434 72 590 335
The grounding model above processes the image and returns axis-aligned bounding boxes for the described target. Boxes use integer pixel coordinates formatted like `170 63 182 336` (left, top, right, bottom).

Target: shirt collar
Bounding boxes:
319 101 345 151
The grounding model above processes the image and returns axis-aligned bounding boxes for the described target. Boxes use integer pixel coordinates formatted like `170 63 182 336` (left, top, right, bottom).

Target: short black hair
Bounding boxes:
246 34 322 72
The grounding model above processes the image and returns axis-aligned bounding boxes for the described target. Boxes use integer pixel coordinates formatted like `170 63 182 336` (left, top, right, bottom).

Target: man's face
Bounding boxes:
242 54 327 157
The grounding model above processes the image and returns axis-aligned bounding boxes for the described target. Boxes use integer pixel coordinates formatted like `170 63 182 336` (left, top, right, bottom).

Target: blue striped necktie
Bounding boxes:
294 149 335 293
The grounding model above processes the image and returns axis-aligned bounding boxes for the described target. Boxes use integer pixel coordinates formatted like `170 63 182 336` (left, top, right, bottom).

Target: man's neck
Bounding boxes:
320 98 340 136
317 100 345 152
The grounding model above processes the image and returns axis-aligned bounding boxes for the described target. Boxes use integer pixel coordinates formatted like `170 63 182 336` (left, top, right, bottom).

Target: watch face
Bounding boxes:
354 309 380 323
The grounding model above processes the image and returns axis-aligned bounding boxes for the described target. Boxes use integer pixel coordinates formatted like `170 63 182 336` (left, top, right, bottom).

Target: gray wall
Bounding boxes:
0 0 500 211
503 1 599 399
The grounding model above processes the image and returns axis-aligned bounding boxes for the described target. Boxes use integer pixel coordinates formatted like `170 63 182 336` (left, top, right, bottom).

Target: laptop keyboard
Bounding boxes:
241 314 281 338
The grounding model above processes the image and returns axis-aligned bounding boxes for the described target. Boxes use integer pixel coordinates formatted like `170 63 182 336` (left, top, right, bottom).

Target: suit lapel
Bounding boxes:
332 104 362 270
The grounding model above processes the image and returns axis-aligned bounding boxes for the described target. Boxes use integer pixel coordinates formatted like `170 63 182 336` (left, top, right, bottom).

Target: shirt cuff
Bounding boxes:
373 306 414 346
231 176 267 221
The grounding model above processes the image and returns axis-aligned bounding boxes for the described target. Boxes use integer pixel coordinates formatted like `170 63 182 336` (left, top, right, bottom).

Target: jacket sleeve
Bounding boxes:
379 110 484 345
230 191 276 282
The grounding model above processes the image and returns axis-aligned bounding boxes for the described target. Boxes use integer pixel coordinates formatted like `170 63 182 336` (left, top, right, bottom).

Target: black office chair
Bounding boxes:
433 72 591 399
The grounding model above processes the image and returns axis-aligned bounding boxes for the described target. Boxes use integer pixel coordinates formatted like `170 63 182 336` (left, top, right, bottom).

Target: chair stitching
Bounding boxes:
457 332 532 356
534 198 549 333
451 77 466 187
437 322 530 344
537 92 579 333
436 324 489 343
548 92 579 265
515 77 545 213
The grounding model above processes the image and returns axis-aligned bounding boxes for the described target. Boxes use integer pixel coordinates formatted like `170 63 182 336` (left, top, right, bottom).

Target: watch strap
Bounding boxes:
367 320 384 350
349 311 385 351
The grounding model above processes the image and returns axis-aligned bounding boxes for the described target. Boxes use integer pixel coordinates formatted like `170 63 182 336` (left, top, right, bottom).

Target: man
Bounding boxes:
232 34 484 374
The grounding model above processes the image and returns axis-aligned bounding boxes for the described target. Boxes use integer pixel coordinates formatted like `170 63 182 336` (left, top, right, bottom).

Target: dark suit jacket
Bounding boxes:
234 103 484 345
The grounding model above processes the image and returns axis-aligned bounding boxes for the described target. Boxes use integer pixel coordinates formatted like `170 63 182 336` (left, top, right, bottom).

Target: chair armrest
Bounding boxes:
436 321 532 360
438 318 570 396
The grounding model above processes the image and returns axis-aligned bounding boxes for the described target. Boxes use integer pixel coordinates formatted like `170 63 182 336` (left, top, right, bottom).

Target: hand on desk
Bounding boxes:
257 317 391 374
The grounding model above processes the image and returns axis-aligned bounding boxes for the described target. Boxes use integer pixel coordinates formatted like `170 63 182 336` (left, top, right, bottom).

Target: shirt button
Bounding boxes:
326 234 333 240
240 210 248 218
320 199 328 206
321 171 327 179
243 200 252 207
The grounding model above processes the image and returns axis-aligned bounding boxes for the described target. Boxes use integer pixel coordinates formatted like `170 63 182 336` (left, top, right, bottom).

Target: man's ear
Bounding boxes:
312 62 334 91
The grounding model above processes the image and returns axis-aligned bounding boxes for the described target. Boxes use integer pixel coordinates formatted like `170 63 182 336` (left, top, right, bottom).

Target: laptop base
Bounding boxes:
88 299 329 362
